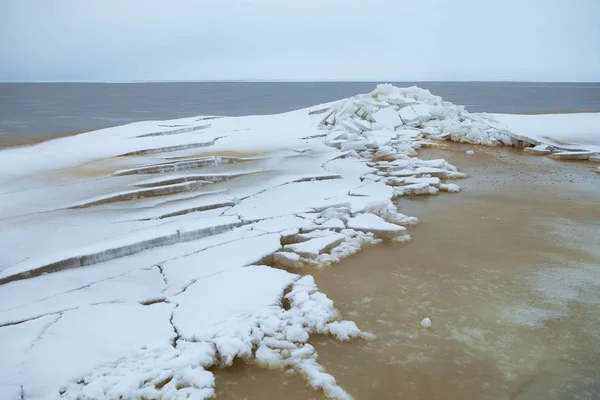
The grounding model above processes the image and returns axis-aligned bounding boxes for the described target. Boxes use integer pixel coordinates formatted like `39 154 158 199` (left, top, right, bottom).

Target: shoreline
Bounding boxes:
215 144 600 399
1 85 599 399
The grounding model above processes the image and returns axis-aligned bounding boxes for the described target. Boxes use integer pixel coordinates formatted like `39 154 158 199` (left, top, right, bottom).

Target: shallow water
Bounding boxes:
214 146 600 399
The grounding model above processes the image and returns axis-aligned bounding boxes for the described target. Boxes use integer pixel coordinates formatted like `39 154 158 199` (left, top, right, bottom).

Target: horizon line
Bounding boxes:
1 79 600 84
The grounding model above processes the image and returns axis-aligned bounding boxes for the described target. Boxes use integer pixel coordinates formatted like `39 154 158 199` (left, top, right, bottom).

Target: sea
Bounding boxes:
1 81 599 141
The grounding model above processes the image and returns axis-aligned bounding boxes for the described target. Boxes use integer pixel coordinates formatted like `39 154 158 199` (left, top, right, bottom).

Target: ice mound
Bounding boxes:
319 84 513 148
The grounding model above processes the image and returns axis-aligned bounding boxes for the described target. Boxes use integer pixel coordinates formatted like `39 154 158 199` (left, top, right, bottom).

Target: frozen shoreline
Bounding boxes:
1 85 599 399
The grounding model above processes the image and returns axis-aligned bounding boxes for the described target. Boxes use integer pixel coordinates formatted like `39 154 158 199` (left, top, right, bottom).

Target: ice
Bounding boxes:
319 218 346 230
403 176 441 187
466 150 475 155
394 183 439 197
0 315 59 400
170 266 296 346
284 233 346 259
273 251 304 268
388 168 417 177
160 233 283 294
440 183 461 193
399 104 433 126
371 107 403 129
23 302 176 399
588 155 600 162
251 215 317 233
550 150 597 160
347 213 407 238
6 83 566 398
421 317 432 328
0 268 166 326
524 144 552 155
0 216 243 284
363 200 419 226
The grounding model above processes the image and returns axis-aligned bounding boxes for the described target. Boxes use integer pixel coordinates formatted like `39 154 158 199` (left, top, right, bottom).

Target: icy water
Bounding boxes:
1 82 600 147
214 146 600 399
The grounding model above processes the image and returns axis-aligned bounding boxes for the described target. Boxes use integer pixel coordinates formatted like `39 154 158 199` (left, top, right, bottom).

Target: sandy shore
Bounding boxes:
215 144 600 399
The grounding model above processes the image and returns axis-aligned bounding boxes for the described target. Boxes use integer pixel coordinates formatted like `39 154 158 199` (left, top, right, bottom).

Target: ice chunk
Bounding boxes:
465 150 475 155
170 266 297 345
284 233 345 258
440 183 461 193
374 146 397 161
341 140 366 152
398 104 433 126
371 107 403 130
319 218 346 230
347 213 407 238
273 252 304 268
340 120 363 134
352 118 372 132
394 183 439 197
421 317 432 328
403 176 441 187
524 144 552 155
388 168 417 177
550 151 596 160
363 200 419 226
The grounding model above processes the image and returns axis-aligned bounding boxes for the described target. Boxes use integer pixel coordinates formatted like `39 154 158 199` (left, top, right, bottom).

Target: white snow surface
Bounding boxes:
490 112 600 153
1 84 597 399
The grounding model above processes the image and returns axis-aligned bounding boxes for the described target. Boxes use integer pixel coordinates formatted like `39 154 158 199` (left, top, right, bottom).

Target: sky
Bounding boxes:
1 0 599 82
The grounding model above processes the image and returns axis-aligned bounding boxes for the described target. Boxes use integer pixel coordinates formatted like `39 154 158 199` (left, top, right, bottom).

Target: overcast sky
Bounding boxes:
1 0 599 82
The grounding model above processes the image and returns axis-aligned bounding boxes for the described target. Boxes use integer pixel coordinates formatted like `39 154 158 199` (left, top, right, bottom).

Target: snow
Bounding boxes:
160 233 283 294
490 112 600 153
24 302 176 399
1 83 597 399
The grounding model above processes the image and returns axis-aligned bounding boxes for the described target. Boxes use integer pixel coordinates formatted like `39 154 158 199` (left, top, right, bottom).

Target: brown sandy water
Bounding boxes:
214 145 600 399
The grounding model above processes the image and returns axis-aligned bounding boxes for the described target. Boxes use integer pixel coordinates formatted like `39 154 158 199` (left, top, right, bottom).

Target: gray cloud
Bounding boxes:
1 0 599 81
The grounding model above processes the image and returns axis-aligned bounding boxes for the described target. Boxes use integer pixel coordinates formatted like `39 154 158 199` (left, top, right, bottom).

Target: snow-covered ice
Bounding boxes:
1 84 598 399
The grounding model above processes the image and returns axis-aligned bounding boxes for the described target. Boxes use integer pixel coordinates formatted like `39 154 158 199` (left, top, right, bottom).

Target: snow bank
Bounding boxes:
490 112 600 153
